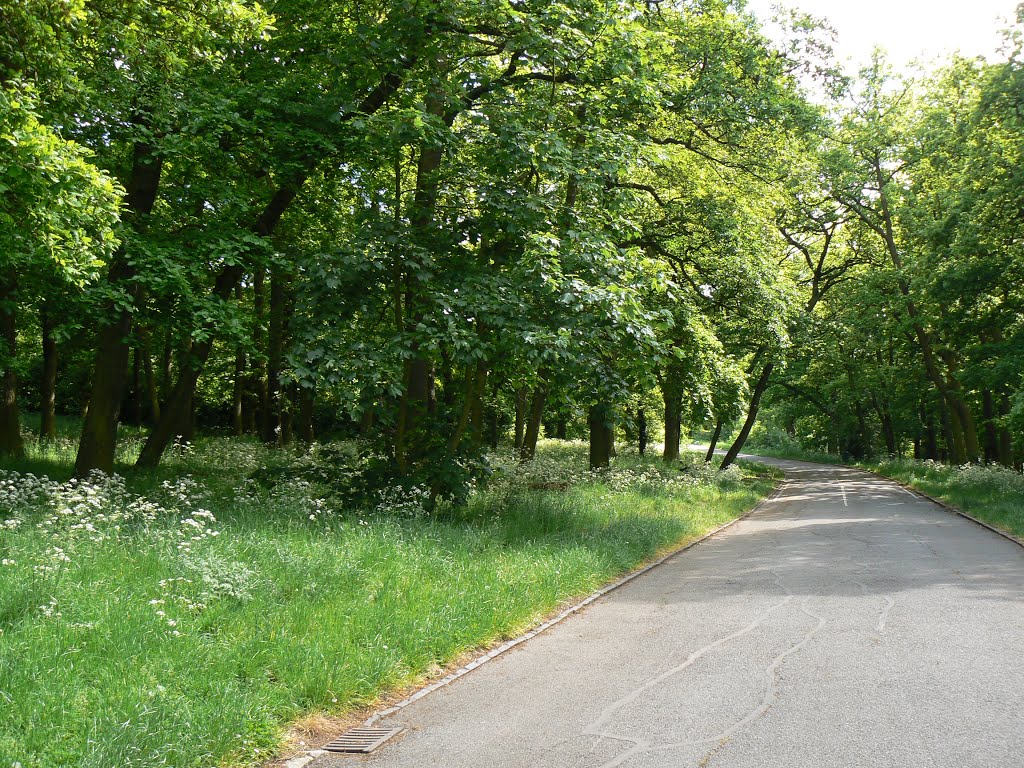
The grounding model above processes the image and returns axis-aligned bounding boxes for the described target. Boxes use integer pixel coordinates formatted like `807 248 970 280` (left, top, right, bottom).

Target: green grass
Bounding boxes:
0 434 779 768
864 458 1024 538
735 443 844 464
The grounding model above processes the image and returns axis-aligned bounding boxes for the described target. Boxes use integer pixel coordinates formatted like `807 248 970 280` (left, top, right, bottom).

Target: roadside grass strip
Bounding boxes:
0 438 778 768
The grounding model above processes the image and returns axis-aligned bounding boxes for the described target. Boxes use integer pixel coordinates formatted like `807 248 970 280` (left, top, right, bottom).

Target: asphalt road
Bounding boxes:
310 457 1024 768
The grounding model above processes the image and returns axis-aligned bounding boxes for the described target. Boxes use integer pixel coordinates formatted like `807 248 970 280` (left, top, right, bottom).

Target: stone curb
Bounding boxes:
283 479 785 768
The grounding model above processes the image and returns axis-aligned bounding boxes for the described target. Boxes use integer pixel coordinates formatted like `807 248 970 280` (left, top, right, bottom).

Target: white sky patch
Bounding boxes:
744 0 1019 72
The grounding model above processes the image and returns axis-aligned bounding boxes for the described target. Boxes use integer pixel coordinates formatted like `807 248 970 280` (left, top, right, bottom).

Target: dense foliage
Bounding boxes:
1 1 1021 494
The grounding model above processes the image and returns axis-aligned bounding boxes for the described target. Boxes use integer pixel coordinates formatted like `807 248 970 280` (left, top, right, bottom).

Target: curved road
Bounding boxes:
311 458 1024 768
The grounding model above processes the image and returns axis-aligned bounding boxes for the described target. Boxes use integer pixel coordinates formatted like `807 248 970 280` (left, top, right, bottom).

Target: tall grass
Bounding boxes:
866 458 1024 538
0 435 778 768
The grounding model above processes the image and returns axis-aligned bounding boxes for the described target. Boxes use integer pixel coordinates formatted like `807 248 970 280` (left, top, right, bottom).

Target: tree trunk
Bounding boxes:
128 346 144 425
40 307 58 442
232 345 246 437
661 388 681 464
588 403 612 470
297 385 314 444
262 267 286 445
519 380 547 462
873 170 979 462
0 273 23 459
637 408 648 456
997 394 1013 469
705 419 723 463
922 402 938 461
75 137 163 475
982 390 999 464
720 362 774 472
75 297 133 475
252 267 269 436
514 385 528 452
143 345 160 425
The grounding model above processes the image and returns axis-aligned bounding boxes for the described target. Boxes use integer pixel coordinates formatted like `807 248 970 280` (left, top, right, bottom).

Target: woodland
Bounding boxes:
3 2 1024 766
2 0 1024 502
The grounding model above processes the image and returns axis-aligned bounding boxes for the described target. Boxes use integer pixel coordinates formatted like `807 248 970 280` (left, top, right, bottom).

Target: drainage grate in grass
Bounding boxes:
323 727 404 754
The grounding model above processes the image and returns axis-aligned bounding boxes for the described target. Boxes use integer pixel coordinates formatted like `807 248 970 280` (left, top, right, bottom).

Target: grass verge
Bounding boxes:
0 437 778 768
864 458 1024 539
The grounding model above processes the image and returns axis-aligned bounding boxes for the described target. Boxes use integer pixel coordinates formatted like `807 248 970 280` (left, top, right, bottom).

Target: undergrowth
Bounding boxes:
0 434 778 768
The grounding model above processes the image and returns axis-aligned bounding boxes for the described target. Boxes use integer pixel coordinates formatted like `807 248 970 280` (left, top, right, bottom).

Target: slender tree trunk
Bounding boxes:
232 345 246 437
873 170 979 462
922 402 938 460
637 408 648 456
705 419 723 463
262 267 286 444
997 394 1013 468
720 362 774 471
40 307 58 442
252 267 269 435
588 403 612 470
872 395 897 456
520 380 547 462
0 273 23 458
661 388 681 463
297 385 314 444
469 365 487 447
143 344 160 425
982 390 999 464
514 385 528 452
128 346 144 425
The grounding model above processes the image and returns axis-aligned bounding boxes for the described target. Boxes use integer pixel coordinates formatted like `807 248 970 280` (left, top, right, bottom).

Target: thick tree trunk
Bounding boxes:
75 138 163 475
75 299 133 475
40 307 58 442
519 380 547 462
0 274 23 458
720 362 774 472
705 419 723 463
588 403 613 470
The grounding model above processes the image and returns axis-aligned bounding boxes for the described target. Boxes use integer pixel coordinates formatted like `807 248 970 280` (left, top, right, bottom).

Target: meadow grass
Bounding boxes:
865 458 1024 538
0 433 778 768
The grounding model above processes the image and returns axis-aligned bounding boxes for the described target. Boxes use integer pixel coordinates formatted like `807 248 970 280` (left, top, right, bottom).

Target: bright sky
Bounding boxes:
744 0 1020 71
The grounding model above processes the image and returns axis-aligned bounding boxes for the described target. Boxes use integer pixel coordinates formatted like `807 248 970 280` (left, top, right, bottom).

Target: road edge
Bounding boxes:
857 467 1024 550
285 479 785 768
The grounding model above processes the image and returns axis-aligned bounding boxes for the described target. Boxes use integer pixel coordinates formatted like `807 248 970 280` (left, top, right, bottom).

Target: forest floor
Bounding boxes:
0 430 777 768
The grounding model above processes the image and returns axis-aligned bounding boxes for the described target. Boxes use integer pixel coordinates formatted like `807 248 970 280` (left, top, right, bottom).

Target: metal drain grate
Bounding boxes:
323 727 404 754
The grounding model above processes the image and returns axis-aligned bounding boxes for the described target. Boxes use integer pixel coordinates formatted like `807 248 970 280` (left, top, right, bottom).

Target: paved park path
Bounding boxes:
312 457 1024 767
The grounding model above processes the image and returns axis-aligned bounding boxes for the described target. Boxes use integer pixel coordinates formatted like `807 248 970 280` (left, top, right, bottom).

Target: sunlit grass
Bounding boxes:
0 433 778 768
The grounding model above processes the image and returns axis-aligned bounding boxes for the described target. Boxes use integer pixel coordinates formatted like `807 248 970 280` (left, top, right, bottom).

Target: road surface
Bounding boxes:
310 457 1024 768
